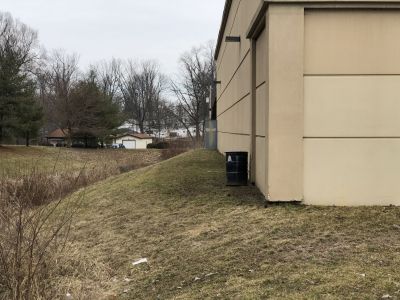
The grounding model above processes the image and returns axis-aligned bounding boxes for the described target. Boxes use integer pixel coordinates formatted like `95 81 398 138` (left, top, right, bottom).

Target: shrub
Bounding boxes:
147 141 169 149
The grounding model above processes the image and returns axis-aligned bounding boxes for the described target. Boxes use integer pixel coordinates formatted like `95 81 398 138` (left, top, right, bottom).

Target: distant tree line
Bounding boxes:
0 11 215 147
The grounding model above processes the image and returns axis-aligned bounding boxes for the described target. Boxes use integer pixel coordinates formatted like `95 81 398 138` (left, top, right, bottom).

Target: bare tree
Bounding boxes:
152 98 175 138
91 58 123 105
0 12 38 72
170 42 215 143
120 60 166 133
40 50 80 142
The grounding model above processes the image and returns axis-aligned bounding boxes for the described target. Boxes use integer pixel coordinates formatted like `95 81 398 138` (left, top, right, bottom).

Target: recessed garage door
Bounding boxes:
255 28 267 194
303 10 400 206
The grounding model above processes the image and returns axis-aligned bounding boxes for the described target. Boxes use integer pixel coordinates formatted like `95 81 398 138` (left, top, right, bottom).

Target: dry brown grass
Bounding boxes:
0 146 166 179
0 146 171 208
0 167 86 300
0 146 189 299
43 150 400 299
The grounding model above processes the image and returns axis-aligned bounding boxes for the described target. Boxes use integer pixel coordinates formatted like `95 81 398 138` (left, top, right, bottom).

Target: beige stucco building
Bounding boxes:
215 0 400 206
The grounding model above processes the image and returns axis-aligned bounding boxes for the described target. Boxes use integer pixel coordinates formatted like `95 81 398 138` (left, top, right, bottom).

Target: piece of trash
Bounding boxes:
358 273 366 277
205 272 217 277
132 258 148 266
249 269 255 273
382 295 392 299
177 287 182 289
123 289 130 294
194 277 201 281
124 278 132 282
65 293 72 299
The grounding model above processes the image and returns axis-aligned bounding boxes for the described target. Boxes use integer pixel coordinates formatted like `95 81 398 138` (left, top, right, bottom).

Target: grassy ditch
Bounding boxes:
0 146 187 299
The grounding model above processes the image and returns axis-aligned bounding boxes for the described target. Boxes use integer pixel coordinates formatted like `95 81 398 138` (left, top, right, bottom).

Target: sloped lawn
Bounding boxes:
54 150 400 299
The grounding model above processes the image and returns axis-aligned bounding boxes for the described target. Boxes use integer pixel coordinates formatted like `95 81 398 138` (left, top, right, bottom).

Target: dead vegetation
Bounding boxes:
0 167 84 300
33 150 400 299
0 147 166 179
0 146 189 299
2 149 400 299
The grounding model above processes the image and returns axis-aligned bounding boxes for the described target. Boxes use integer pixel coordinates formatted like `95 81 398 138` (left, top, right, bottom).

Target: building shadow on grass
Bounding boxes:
222 184 267 208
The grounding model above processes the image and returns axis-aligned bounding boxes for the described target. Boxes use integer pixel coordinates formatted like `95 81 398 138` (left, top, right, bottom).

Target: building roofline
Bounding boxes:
215 0 233 60
116 133 153 140
262 0 400 2
216 0 400 59
247 1 268 39
247 0 400 38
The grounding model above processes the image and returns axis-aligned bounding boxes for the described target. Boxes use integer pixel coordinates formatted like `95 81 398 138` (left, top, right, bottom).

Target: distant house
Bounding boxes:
114 133 153 150
46 129 67 147
46 129 98 148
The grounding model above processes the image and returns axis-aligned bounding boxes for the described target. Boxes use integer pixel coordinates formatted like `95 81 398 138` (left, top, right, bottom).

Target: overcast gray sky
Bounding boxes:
1 0 225 76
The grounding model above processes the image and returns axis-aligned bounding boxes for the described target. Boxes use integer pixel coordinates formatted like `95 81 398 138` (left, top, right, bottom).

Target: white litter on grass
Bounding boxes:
124 278 132 282
194 277 201 281
65 293 72 299
132 258 148 266
382 295 392 299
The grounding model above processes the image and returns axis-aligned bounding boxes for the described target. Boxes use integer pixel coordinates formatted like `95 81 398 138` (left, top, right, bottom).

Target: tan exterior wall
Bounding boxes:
254 27 267 194
304 10 400 75
218 132 251 155
304 9 400 206
217 1 304 201
304 75 400 137
304 139 400 206
255 137 266 192
216 1 261 166
218 95 251 135
255 84 266 137
217 2 400 206
267 5 304 201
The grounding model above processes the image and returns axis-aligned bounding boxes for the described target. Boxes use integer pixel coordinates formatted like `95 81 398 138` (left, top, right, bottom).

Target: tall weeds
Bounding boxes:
0 148 188 299
0 167 85 299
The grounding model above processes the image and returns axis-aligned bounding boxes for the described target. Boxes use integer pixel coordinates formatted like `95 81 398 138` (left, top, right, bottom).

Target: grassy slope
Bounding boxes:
0 146 163 177
57 150 400 299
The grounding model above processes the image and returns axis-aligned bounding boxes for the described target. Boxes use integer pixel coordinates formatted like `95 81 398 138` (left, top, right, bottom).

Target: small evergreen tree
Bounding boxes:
15 96 44 146
69 72 123 147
